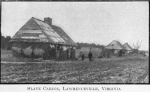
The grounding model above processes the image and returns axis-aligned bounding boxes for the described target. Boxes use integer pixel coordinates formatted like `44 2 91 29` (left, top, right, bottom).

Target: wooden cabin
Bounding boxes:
10 17 76 60
104 40 125 58
123 43 132 55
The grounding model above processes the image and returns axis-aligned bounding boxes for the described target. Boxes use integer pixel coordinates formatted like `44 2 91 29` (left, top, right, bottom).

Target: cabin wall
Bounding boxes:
111 49 125 57
124 50 132 56
56 46 76 61
100 49 125 58
11 42 76 60
11 42 48 58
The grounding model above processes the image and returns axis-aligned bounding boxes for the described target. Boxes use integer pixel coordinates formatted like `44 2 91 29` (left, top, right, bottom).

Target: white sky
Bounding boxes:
1 2 149 50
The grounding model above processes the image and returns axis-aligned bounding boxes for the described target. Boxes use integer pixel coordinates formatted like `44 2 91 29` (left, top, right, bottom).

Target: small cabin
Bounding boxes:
10 17 76 60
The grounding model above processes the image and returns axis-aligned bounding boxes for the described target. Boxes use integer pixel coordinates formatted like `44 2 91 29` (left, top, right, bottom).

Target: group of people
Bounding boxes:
81 51 93 61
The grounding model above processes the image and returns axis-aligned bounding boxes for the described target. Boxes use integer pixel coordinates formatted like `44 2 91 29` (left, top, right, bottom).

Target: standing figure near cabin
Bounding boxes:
56 46 60 60
67 48 71 59
119 50 123 57
88 51 93 61
81 52 85 61
70 47 75 60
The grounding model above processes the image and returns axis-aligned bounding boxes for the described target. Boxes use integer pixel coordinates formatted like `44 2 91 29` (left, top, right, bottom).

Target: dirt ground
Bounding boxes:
1 49 149 83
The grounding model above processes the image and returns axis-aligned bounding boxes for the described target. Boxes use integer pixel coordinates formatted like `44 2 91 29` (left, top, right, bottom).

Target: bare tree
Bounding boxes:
133 40 142 53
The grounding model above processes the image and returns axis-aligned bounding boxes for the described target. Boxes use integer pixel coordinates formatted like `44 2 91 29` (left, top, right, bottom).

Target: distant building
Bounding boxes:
104 40 125 57
10 17 76 60
123 43 132 55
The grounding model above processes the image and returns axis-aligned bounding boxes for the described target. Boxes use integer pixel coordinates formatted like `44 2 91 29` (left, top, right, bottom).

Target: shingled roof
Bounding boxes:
123 43 132 50
105 40 124 50
11 17 76 46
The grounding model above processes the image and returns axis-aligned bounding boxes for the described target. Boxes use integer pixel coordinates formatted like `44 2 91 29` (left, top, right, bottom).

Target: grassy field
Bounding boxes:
1 49 149 83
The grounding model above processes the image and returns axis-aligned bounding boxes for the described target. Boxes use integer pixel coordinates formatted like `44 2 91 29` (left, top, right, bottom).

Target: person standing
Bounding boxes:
81 53 85 61
88 51 93 61
70 47 75 60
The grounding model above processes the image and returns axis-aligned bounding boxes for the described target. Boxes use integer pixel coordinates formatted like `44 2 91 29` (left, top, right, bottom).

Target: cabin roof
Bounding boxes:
11 17 76 46
123 43 132 50
105 40 125 50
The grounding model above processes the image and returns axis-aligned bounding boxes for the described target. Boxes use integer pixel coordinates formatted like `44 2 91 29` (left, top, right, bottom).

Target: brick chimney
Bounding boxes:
44 17 52 26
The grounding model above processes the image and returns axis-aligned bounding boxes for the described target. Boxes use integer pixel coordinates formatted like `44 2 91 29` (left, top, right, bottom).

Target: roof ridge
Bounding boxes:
110 40 121 45
106 40 125 49
123 43 128 45
32 17 44 22
112 40 119 42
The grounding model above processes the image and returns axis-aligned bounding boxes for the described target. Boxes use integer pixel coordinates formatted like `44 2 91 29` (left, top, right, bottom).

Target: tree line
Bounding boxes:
76 42 105 49
1 33 12 50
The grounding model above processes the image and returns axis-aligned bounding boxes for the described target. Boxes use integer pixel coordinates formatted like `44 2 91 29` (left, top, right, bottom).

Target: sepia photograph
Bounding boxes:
1 1 149 84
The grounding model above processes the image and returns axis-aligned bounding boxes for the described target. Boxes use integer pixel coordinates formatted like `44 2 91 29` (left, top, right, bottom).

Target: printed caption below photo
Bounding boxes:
27 86 121 91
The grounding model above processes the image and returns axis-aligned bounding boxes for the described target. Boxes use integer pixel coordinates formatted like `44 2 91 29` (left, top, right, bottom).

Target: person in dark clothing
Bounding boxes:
70 47 75 60
81 53 85 61
88 51 93 61
119 50 123 57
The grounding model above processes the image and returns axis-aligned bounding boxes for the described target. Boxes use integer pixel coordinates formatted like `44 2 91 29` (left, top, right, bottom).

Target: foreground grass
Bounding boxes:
1 50 149 83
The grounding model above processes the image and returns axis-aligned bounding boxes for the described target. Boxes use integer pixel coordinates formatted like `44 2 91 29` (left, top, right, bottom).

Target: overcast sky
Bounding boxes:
1 2 149 50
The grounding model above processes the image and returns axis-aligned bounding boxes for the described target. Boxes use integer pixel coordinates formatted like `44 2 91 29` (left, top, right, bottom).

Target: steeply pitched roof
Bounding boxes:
105 40 124 50
11 17 76 46
123 43 132 50
51 25 76 46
